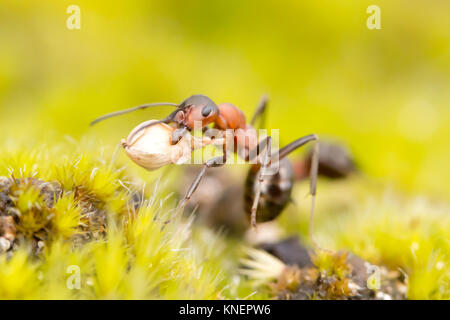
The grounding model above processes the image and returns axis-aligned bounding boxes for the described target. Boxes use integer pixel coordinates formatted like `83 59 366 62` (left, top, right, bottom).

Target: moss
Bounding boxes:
0 141 229 300
278 178 450 300
0 139 448 300
312 251 351 279
241 247 407 300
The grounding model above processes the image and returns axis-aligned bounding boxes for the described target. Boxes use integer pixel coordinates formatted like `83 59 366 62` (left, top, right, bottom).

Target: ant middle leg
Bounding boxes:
247 135 272 229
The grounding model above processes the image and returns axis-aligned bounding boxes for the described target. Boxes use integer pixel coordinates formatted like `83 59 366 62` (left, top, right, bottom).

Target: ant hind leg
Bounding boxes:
279 134 332 253
250 94 269 129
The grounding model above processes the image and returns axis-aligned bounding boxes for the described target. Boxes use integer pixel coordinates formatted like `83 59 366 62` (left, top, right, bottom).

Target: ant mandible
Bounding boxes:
91 95 323 250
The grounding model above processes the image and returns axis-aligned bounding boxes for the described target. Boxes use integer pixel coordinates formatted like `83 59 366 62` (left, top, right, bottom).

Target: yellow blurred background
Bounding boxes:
1 0 449 199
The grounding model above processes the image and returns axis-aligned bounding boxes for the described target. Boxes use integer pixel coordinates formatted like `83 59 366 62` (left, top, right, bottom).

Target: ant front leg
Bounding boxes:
279 134 330 252
172 126 212 145
248 135 272 230
178 145 228 210
171 127 189 145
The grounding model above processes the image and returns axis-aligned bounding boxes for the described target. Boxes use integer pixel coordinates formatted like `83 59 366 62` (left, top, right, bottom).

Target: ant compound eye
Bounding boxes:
201 105 212 117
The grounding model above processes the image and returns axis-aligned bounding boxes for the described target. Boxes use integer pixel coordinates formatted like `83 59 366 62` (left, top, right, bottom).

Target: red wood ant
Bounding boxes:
91 95 323 249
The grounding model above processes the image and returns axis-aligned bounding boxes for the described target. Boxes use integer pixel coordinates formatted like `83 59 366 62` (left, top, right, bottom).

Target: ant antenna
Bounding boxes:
90 102 178 126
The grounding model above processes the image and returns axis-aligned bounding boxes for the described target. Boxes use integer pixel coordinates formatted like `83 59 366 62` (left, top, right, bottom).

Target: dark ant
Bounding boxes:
91 95 324 249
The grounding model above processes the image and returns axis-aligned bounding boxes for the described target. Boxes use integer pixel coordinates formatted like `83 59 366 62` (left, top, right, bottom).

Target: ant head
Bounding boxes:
179 95 219 129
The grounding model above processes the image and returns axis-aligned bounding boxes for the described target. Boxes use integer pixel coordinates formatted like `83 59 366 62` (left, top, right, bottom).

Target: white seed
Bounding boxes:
122 120 222 171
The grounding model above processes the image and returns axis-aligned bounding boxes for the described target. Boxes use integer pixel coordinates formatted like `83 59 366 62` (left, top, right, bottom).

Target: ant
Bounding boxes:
91 95 324 250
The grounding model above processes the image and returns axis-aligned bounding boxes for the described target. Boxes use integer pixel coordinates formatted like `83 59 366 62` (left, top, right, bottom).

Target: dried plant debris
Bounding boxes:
0 177 15 215
280 251 406 300
241 247 407 300
0 175 135 254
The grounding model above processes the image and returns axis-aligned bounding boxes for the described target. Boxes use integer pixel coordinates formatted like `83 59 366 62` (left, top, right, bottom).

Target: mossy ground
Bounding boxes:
0 140 448 300
1 0 450 301
0 141 230 299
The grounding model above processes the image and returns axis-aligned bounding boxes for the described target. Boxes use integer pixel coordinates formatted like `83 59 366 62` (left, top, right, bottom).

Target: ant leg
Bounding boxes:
250 94 268 128
249 136 272 229
279 134 330 252
171 127 189 145
178 148 228 210
245 133 271 163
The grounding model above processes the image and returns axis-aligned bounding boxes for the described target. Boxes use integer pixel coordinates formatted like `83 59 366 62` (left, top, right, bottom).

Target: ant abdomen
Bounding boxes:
244 158 294 223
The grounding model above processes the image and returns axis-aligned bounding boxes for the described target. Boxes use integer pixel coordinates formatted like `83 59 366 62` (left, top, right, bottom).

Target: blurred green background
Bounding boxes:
1 0 449 199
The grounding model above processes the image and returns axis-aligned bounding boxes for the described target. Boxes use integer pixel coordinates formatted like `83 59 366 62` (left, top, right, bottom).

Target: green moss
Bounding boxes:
51 193 84 239
0 139 448 300
0 141 229 299
280 179 450 300
311 251 350 279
